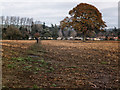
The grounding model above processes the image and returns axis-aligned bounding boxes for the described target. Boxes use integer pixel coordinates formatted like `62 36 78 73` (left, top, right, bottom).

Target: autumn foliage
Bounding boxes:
60 3 107 41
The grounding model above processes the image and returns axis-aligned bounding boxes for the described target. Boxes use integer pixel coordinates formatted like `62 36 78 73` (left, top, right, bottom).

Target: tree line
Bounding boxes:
1 3 120 41
1 16 59 40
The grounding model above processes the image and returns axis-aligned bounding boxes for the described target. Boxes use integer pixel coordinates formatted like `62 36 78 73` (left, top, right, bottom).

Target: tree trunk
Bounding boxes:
83 32 86 42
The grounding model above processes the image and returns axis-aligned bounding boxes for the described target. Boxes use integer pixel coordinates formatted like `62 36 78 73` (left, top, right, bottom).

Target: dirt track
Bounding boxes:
2 40 120 88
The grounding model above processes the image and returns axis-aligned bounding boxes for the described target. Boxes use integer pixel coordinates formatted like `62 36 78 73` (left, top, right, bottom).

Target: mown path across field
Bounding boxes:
2 40 120 88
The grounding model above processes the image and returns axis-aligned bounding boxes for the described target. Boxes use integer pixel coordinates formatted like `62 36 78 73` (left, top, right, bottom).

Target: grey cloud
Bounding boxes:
34 16 65 26
100 7 118 28
2 2 78 11
1 1 118 27
2 2 77 17
101 7 118 17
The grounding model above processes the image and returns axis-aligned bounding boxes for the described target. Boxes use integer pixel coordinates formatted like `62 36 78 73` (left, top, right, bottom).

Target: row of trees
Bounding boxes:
99 27 120 40
1 16 59 40
0 16 42 27
2 25 30 40
0 16 34 28
31 23 59 40
60 3 107 41
1 16 34 40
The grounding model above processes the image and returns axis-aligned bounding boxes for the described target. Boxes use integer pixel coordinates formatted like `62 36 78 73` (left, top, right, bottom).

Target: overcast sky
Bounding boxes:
0 0 119 28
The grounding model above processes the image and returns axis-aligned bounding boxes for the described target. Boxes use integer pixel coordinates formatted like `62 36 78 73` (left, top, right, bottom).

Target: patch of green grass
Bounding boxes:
39 59 48 66
11 57 24 61
33 85 39 88
37 60 42 62
35 67 40 71
11 57 36 63
52 84 57 87
66 66 77 68
49 67 54 71
17 57 25 61
45 70 51 73
40 59 45 63
23 65 32 71
39 64 43 67
25 57 34 62
45 67 55 73
7 64 16 68
22 61 26 64
101 61 108 64
9 60 15 63
11 57 17 60
34 72 38 74
35 63 39 65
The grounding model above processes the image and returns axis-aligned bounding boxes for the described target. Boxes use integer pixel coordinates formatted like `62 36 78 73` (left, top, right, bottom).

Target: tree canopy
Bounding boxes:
60 3 107 41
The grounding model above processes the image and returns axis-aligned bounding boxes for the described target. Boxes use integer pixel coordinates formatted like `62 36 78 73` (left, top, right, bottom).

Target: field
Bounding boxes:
1 40 120 88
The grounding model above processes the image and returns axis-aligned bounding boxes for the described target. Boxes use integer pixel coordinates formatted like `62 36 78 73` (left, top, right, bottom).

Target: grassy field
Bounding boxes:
1 40 120 88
